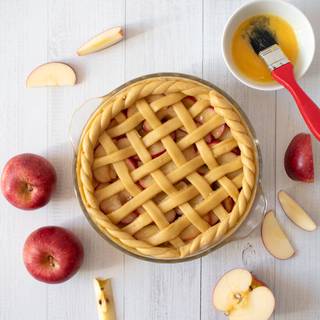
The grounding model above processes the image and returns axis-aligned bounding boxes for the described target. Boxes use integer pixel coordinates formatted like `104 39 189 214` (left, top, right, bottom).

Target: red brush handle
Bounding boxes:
272 63 320 141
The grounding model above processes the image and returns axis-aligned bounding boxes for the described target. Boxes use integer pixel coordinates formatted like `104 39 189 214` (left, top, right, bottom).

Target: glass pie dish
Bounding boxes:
70 73 266 263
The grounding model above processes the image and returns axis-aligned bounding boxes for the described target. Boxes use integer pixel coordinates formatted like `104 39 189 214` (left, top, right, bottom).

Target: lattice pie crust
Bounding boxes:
76 76 257 259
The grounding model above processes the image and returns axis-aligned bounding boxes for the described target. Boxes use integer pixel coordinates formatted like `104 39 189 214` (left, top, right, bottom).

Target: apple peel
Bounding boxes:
77 26 123 56
278 191 316 232
26 62 76 87
93 278 116 320
261 210 295 260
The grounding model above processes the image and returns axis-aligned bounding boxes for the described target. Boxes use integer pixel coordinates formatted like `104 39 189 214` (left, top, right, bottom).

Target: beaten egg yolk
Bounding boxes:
231 15 299 83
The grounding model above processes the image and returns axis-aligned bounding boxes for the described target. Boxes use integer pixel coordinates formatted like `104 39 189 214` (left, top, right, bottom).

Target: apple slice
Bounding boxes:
278 190 316 231
139 174 153 189
93 278 116 320
203 212 219 226
213 269 275 320
94 165 116 183
161 107 176 120
232 147 241 156
220 127 232 141
261 211 295 260
134 225 158 240
165 210 177 223
196 107 216 123
94 146 117 182
183 146 197 160
212 124 226 139
198 165 209 175
120 211 139 225
125 158 138 171
142 120 152 132
205 133 214 144
116 137 130 149
149 141 165 158
222 196 234 213
180 225 200 241
162 162 176 175
77 26 123 56
100 194 122 214
175 129 187 141
175 181 188 190
217 152 237 165
26 62 76 88
182 96 196 108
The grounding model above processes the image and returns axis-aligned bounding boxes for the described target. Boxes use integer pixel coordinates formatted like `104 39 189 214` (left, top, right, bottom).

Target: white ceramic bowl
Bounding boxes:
222 0 315 91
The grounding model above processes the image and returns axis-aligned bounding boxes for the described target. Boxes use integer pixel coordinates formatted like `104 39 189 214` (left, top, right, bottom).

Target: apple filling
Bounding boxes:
92 98 243 243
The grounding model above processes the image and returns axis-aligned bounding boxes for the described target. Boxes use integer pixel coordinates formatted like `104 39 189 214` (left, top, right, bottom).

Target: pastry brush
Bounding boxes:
248 26 320 141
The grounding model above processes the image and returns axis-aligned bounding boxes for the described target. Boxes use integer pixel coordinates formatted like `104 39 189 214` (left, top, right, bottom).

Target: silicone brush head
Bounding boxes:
248 26 277 55
247 22 289 71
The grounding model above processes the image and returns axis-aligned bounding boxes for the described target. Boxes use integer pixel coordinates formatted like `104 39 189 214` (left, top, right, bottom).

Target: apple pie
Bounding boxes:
76 75 258 259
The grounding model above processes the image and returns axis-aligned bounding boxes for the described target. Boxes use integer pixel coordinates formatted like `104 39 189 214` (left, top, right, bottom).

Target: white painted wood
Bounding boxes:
201 1 276 319
274 1 320 319
0 1 48 319
45 1 126 320
0 0 319 319
123 1 202 319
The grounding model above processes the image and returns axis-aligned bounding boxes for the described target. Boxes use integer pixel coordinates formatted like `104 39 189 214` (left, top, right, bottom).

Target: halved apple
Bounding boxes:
26 62 76 87
278 191 316 232
212 268 275 320
261 211 295 260
77 26 123 56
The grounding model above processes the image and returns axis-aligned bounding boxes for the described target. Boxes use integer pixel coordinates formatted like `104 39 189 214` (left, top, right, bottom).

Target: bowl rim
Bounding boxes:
222 0 315 91
73 72 263 263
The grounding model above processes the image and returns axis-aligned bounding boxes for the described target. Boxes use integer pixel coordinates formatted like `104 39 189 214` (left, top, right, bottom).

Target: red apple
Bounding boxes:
1 153 57 210
284 133 314 182
23 226 84 284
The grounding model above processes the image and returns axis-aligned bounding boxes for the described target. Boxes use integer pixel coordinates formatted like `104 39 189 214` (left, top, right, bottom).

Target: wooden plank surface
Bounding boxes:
274 2 320 319
0 1 319 319
123 2 202 319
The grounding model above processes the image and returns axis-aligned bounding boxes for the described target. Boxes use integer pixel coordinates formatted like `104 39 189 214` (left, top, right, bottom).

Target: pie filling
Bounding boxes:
76 77 257 259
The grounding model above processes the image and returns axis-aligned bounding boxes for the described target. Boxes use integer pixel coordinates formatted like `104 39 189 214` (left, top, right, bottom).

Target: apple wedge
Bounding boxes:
77 26 123 56
26 62 76 87
278 191 316 232
261 211 295 260
213 268 275 320
93 278 116 320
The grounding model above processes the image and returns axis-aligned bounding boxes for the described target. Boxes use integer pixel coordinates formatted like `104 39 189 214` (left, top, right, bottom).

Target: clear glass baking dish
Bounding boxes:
70 73 266 263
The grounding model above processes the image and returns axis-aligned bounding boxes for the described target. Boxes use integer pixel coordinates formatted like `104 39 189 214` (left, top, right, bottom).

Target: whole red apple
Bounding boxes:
1 153 56 210
284 133 314 182
23 226 84 284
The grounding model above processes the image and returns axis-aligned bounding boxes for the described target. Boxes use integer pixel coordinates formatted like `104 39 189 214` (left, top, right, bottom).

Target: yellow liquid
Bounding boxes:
231 14 299 83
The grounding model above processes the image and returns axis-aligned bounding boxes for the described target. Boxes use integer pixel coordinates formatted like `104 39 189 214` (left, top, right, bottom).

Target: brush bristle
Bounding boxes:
248 26 278 55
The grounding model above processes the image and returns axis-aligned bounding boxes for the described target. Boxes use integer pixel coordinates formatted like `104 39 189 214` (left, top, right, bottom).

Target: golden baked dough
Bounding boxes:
76 76 258 259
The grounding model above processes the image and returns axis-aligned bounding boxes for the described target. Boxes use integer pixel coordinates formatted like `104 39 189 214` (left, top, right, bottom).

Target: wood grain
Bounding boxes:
0 1 319 319
123 1 202 319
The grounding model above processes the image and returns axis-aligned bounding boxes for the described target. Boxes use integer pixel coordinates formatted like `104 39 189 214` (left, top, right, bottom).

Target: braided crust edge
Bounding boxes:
76 76 257 259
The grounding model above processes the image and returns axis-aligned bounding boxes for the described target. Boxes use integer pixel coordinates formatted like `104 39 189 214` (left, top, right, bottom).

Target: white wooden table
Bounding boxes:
1 1 319 319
